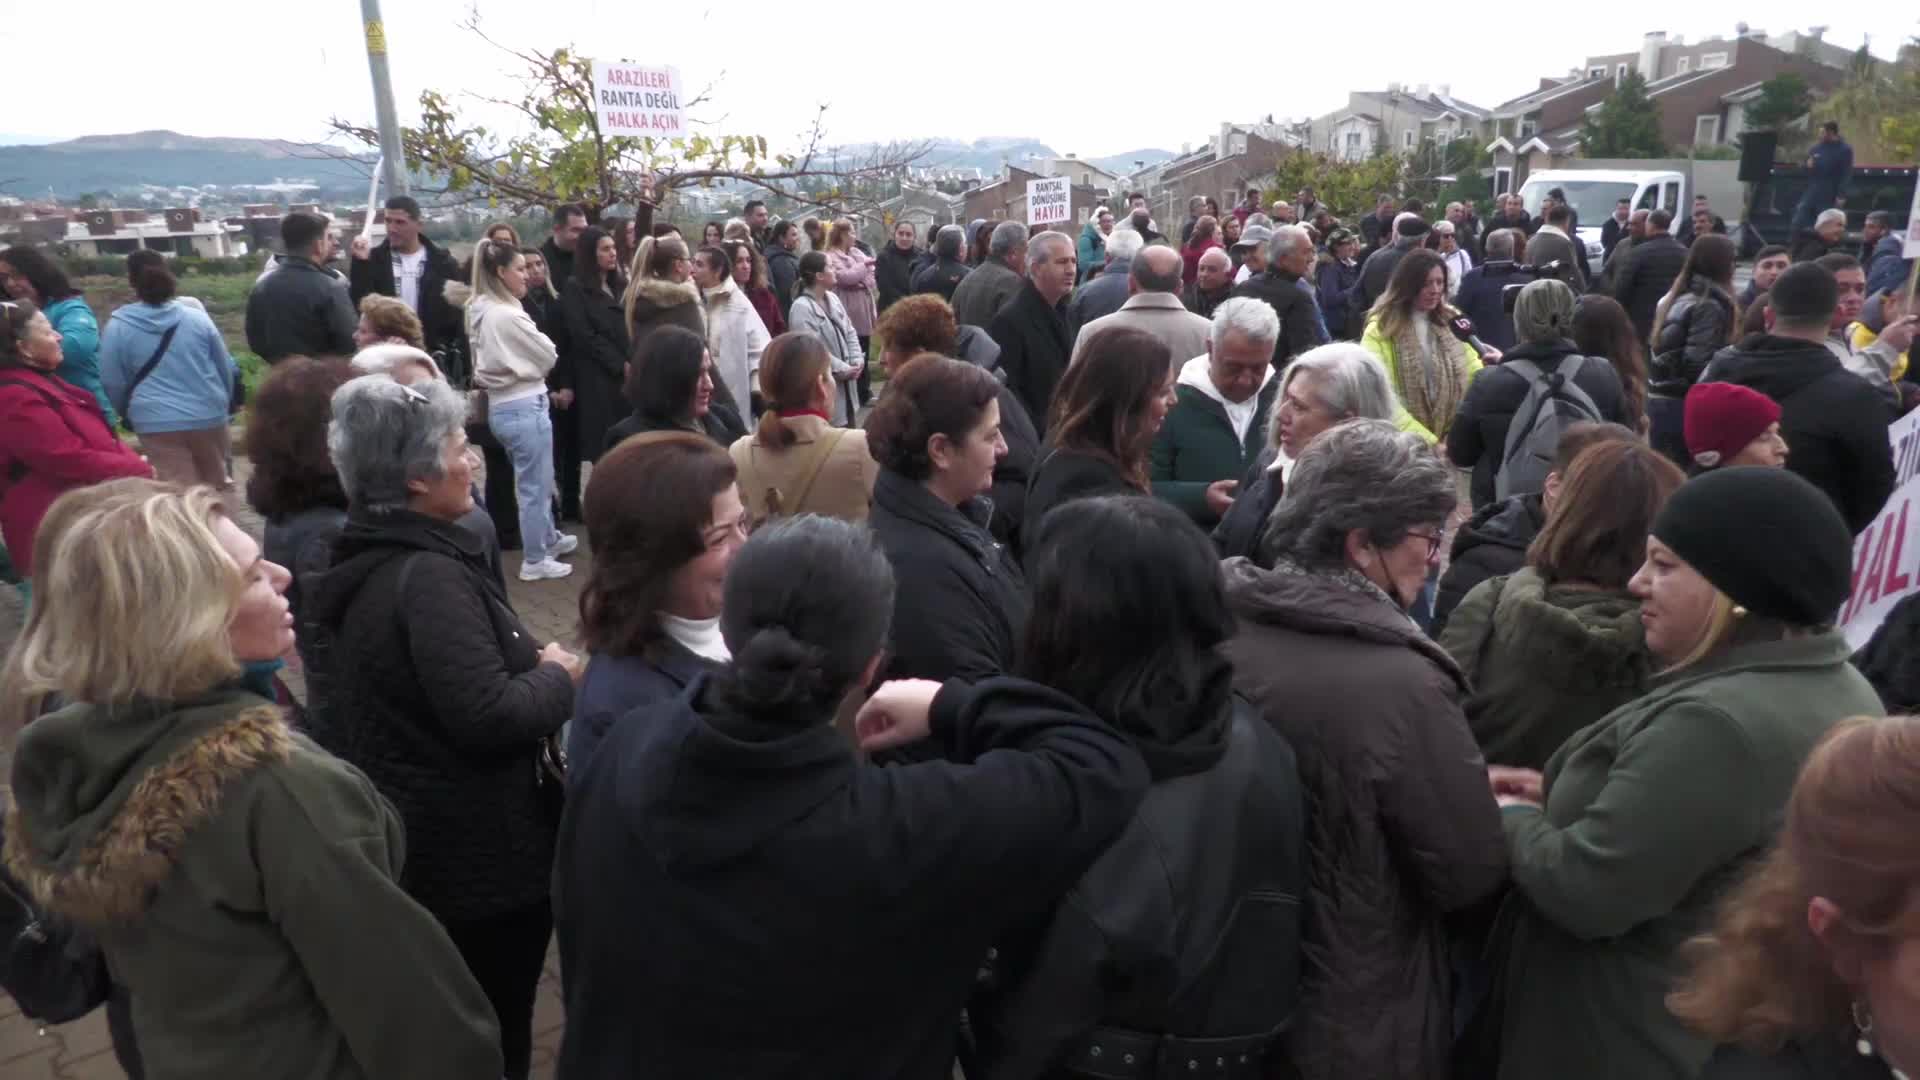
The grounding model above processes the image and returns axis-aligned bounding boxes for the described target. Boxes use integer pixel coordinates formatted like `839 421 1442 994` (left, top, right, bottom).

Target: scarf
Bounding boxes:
1270 554 1409 621
1390 314 1472 437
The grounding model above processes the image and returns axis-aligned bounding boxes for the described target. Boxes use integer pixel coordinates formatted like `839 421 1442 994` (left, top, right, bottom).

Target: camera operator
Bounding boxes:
1454 229 1533 351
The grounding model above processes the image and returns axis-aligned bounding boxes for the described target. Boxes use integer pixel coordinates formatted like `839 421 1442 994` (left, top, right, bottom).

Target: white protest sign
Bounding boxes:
1840 407 1920 648
1028 177 1071 227
592 62 686 138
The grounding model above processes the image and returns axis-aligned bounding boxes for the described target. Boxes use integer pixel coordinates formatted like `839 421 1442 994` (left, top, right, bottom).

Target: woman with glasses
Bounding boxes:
1475 466 1882 1080
1222 417 1506 1080
0 299 151 598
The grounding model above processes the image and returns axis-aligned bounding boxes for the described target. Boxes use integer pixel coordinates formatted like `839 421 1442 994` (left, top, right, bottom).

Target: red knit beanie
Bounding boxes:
1684 383 1782 468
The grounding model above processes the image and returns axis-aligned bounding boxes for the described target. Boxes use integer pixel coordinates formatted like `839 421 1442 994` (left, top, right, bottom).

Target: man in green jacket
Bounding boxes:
1149 296 1281 526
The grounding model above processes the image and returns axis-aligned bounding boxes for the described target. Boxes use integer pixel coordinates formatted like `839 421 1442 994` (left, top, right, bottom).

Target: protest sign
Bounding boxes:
1840 407 1920 648
1905 162 1920 259
592 62 686 137
1028 177 1070 227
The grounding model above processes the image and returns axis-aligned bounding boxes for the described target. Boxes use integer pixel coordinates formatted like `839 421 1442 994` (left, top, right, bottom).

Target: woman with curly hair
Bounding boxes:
1673 716 1920 1079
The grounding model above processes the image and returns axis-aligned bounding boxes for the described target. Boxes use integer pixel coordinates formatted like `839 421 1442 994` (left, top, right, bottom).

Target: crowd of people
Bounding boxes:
3 142 1920 1080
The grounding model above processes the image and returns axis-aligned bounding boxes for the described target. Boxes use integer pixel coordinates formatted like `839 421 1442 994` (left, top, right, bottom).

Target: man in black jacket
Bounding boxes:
1611 208 1688 343
1231 225 1321 367
349 196 466 371
1453 229 1528 351
875 220 919 314
911 224 971 302
1600 198 1632 260
1358 194 1395 255
540 203 587 289
551 517 1149 1080
1702 262 1897 534
991 231 1078 432
1354 214 1430 316
244 210 357 363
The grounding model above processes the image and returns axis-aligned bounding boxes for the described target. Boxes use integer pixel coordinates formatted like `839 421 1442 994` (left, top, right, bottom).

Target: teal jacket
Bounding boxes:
1149 357 1279 525
1490 631 1882 1080
44 296 115 427
1076 221 1106 282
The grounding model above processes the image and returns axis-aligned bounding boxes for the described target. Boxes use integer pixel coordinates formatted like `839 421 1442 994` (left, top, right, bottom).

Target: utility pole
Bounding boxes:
360 0 409 197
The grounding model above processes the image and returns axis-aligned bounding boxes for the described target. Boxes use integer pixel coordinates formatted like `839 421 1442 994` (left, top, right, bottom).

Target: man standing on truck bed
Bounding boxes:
1793 122 1854 237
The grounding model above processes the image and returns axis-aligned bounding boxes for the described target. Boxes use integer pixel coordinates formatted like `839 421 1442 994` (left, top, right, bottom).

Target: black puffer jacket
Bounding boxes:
1432 492 1544 637
1446 339 1628 508
1649 281 1736 395
971 703 1306 1078
264 505 348 738
304 509 573 923
1703 334 1896 534
869 469 1030 684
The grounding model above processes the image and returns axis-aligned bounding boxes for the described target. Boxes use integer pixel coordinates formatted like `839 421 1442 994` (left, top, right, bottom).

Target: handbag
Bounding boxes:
0 819 110 1024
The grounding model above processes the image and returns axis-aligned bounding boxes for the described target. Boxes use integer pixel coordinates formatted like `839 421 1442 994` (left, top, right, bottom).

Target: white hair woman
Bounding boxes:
1212 342 1424 560
1222 418 1505 1080
304 374 585 1080
2 478 502 1080
469 238 575 581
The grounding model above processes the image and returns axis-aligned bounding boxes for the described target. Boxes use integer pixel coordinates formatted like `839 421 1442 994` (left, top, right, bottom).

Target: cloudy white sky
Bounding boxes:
0 3 1908 155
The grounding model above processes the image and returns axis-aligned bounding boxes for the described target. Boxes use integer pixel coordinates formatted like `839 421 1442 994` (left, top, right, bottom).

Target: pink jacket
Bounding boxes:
827 248 878 335
0 366 153 576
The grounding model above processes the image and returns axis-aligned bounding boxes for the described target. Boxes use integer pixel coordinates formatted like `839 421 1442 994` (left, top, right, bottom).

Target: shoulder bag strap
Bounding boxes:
790 428 850 513
121 325 180 408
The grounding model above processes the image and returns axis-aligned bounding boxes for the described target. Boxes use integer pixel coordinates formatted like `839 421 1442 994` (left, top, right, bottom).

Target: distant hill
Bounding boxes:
0 130 380 199
1088 148 1177 177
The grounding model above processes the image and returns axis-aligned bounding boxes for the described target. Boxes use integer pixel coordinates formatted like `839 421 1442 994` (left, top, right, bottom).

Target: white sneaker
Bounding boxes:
519 558 574 582
550 534 579 556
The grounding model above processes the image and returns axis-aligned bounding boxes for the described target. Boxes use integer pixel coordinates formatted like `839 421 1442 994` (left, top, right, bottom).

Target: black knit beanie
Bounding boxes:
1650 467 1854 625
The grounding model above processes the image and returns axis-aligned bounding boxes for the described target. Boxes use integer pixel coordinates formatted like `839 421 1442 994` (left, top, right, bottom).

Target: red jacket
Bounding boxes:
0 367 152 576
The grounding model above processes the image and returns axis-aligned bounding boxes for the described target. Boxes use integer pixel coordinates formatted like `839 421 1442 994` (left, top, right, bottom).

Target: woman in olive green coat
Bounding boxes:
1439 439 1684 770
1479 467 1884 1080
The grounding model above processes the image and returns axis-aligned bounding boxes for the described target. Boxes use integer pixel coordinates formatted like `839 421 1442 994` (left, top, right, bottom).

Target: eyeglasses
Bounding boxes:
400 382 430 406
1406 530 1444 559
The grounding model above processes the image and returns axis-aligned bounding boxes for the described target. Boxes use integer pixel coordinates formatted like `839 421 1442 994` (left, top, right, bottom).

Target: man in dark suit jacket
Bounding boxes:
1523 204 1588 292
1611 209 1690 343
349 196 466 369
990 232 1078 433
1600 199 1632 260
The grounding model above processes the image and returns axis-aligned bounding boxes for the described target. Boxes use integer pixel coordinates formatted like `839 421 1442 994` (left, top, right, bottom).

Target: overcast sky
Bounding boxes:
1 3 1907 156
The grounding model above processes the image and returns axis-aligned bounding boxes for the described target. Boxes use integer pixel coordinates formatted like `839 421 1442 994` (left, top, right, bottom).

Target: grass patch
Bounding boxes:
79 270 267 399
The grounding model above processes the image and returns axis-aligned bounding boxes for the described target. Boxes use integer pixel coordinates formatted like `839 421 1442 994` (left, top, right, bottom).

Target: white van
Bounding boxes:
1516 169 1687 262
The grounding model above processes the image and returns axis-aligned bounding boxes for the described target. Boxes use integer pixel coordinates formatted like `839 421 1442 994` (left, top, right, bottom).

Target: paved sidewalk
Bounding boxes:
0 475 587 1079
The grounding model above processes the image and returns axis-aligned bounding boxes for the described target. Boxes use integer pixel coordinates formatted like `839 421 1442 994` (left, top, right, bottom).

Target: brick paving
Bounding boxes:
0 461 586 1079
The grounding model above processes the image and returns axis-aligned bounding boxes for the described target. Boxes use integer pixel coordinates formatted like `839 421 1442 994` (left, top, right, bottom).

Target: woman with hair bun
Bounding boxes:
727 331 876 524
552 514 1150 1078
1675 716 1920 1079
100 257 240 489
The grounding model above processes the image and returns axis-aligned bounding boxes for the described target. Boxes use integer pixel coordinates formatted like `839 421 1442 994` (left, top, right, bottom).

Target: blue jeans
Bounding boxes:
488 394 559 563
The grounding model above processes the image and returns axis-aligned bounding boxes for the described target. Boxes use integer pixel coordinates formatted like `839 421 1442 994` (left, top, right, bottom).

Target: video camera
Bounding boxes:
1501 260 1572 313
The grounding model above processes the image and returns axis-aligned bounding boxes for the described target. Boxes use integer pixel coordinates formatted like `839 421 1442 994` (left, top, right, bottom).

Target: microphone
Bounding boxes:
1449 315 1494 360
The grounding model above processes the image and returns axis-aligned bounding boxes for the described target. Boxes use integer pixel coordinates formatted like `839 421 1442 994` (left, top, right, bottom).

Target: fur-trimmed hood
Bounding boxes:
1481 567 1647 688
629 275 701 311
5 690 290 926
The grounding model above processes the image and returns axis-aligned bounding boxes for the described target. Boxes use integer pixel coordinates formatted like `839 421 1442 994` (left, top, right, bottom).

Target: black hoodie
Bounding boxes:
552 675 1148 1079
1432 493 1545 636
1703 333 1896 534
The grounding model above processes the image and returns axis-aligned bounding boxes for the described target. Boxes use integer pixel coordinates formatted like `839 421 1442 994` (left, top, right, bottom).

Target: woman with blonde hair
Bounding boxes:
1673 716 1920 1078
1361 247 1490 438
468 238 574 582
1473 466 1883 1080
2 477 503 1080
353 293 427 351
727 331 876 524
624 232 736 411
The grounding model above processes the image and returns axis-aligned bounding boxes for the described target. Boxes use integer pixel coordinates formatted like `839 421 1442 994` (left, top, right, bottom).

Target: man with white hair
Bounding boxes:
1069 243 1212 368
1184 247 1235 318
1066 227 1144 332
1793 208 1849 264
988 230 1078 431
1148 297 1282 525
951 220 1030 327
1231 225 1323 366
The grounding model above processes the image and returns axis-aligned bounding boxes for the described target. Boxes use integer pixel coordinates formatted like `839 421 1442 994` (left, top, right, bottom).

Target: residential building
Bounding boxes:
1038 156 1119 192
1122 124 1298 229
62 207 247 258
958 165 1102 230
1309 86 1491 163
1486 31 1844 192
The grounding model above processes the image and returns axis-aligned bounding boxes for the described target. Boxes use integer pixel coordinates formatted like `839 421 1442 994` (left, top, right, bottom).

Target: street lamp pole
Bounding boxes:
360 0 409 197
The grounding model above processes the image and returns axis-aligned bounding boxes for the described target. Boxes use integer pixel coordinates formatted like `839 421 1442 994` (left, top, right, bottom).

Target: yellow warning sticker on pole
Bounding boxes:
365 19 387 55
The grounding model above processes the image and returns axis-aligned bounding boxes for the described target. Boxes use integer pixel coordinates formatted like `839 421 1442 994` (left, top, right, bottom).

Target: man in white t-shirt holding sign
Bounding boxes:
349 195 466 376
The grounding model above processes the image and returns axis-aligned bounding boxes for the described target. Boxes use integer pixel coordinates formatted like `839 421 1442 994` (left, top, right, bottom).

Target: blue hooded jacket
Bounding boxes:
100 301 236 434
41 296 115 426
